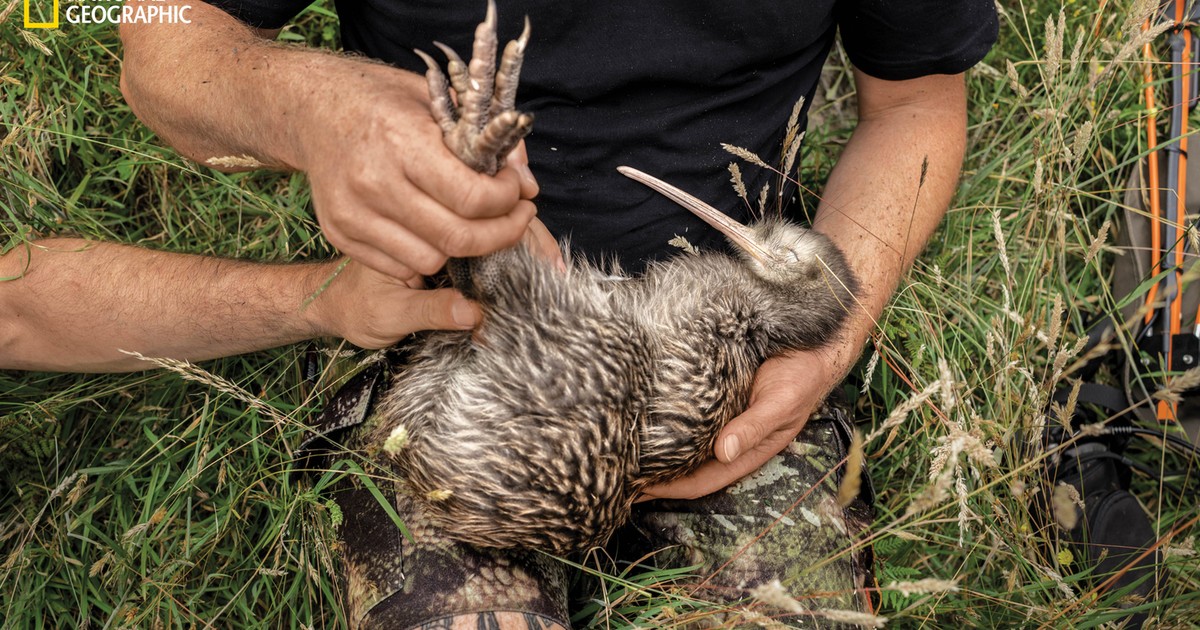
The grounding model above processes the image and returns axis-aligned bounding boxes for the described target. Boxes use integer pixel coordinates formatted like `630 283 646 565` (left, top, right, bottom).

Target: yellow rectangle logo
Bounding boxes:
24 0 60 29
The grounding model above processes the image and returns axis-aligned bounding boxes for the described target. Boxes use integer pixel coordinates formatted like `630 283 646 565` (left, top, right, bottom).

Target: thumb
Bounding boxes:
405 288 482 331
715 400 782 464
524 218 567 272
505 142 539 200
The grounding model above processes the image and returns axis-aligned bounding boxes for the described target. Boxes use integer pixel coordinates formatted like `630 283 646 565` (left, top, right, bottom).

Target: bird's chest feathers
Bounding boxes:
654 301 765 412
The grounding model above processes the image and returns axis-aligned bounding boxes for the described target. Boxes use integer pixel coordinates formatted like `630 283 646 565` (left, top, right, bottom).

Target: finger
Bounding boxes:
715 395 795 464
345 246 423 284
503 141 539 200
343 258 427 291
522 218 565 271
318 219 426 282
366 184 536 259
348 288 481 349
333 214 449 277
401 287 482 332
640 450 767 501
642 430 795 500
406 150 526 220
639 461 732 501
314 186 446 278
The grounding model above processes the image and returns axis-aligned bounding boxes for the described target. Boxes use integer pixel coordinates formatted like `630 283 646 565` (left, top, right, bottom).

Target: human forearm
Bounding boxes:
118 0 421 171
0 239 334 372
812 72 967 377
640 73 969 499
119 1 537 279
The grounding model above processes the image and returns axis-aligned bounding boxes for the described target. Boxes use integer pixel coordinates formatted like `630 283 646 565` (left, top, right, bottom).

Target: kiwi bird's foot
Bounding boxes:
416 0 533 176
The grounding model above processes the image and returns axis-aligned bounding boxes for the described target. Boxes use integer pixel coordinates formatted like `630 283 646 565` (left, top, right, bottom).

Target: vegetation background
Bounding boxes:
2 0 1198 626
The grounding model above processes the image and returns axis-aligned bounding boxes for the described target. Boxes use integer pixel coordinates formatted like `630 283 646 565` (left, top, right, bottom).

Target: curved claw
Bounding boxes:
491 16 530 120
419 1 535 175
484 0 496 28
415 48 458 134
433 41 471 99
463 0 500 133
517 15 531 52
413 47 439 72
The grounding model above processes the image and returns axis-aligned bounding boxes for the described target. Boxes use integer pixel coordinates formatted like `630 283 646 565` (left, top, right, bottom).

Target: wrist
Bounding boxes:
297 260 348 339
801 317 873 389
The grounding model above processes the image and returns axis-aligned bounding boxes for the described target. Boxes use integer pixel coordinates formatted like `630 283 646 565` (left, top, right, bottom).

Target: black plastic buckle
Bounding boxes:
1134 332 1200 371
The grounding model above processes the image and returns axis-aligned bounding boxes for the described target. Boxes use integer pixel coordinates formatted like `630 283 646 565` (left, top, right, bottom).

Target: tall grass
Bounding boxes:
850 2 1200 625
2 0 1198 627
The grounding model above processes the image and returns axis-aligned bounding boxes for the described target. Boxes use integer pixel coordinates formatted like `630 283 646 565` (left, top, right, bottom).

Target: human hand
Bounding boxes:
307 212 560 348
308 258 481 349
521 216 566 272
639 352 842 501
297 70 540 281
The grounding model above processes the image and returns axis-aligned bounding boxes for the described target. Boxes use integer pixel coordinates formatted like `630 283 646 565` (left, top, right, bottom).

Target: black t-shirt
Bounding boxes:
205 1 997 271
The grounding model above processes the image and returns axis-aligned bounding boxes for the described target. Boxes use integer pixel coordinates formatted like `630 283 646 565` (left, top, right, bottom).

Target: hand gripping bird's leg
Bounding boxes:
414 0 533 175
446 249 518 303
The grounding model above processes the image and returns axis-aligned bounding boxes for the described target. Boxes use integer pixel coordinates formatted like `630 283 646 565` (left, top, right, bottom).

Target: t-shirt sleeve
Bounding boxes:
201 0 313 29
835 0 999 80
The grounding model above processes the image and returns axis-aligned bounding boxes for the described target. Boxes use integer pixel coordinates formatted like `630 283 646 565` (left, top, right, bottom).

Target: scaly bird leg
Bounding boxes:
415 0 533 175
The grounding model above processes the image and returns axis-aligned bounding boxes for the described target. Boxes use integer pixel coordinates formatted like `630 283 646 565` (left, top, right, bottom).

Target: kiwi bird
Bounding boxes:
360 1 860 554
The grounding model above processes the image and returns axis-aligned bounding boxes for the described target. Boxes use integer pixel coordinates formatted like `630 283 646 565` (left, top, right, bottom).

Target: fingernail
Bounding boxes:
723 435 741 461
451 298 477 328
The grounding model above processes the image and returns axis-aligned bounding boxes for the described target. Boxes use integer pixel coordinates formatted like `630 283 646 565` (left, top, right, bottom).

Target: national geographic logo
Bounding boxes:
23 0 57 28
24 0 193 29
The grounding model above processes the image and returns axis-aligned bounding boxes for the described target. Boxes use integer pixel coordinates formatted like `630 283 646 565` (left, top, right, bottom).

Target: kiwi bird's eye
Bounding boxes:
784 249 802 263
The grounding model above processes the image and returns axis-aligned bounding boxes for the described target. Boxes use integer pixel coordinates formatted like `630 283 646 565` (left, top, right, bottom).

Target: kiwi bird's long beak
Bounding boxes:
618 166 769 263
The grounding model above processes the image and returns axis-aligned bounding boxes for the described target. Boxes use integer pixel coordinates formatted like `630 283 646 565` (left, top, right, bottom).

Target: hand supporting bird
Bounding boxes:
638 347 851 501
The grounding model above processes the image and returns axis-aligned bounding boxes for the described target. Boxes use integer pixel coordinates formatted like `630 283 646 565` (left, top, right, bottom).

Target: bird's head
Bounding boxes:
619 166 856 287
618 166 860 350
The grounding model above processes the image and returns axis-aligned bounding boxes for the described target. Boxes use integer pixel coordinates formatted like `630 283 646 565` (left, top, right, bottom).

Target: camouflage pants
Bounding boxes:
318 374 874 630
618 415 875 625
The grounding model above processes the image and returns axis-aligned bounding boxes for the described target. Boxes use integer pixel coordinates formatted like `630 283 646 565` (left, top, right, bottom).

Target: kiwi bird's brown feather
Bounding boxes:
363 1 859 554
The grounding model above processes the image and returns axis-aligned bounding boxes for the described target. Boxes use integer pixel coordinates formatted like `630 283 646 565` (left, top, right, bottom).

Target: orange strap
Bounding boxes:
1145 1 1194 422
1143 17 1163 328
